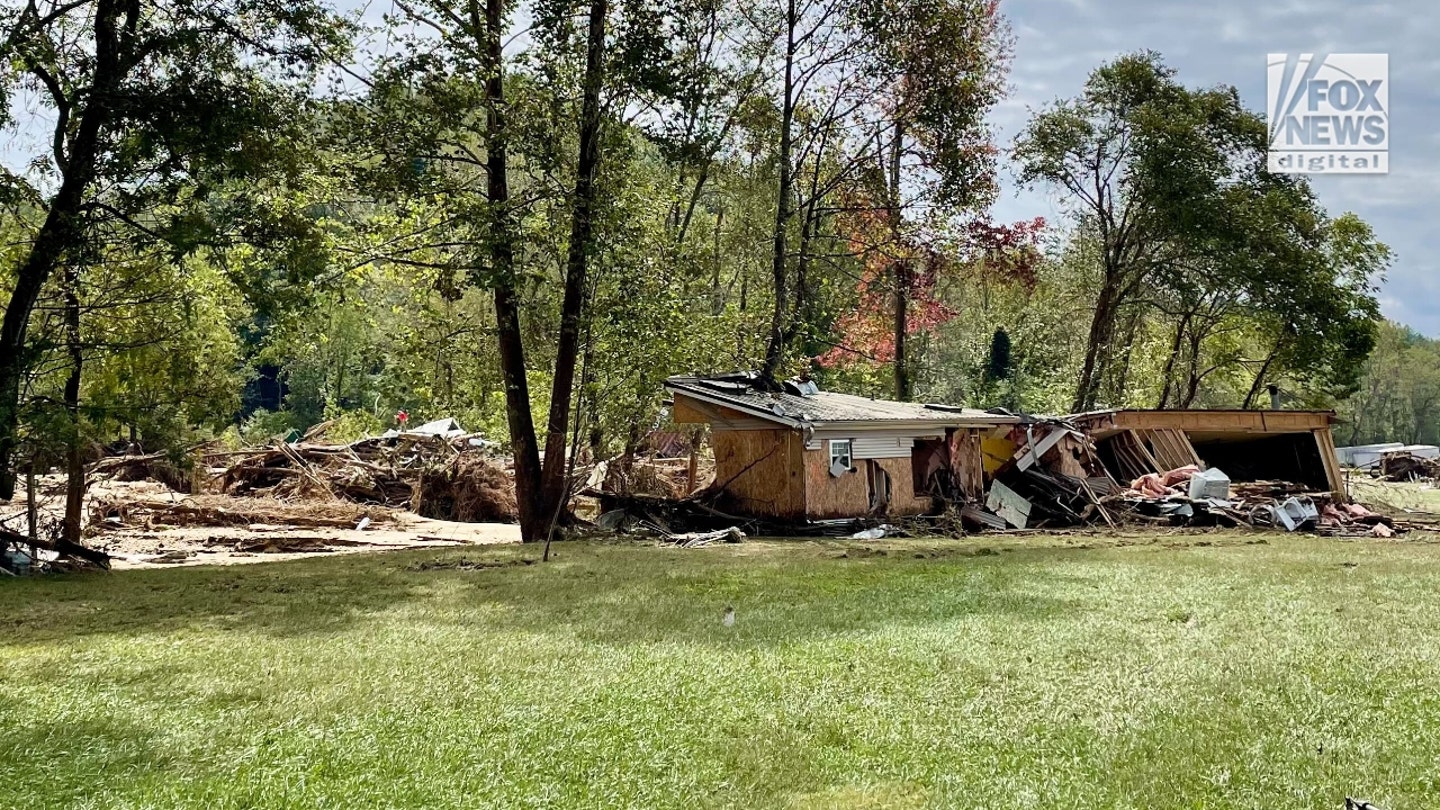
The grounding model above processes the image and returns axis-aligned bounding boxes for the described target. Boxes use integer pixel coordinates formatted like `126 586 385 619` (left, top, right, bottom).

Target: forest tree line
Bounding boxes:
0 0 1420 540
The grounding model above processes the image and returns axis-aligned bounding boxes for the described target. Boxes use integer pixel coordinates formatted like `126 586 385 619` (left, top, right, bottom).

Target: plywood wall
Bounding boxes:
949 429 985 500
802 447 930 519
873 456 931 516
711 429 805 519
803 445 869 519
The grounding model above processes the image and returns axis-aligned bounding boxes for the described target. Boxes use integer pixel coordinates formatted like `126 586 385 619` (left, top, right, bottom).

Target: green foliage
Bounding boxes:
240 408 302 444
320 407 386 444
1013 52 1386 411
1336 320 1440 445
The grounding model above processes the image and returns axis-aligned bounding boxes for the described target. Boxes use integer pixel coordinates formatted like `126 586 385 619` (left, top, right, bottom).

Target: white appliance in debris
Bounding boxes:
1187 467 1230 500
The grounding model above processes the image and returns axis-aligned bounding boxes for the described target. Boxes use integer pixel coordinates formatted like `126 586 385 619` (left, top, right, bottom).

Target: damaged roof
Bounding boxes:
665 373 1018 428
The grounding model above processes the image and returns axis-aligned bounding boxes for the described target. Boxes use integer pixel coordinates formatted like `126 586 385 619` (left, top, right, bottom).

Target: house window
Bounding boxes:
829 439 853 476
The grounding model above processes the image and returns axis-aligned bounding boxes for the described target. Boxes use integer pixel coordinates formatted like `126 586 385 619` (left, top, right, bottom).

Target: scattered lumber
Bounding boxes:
89 452 192 492
88 495 395 531
661 526 745 548
1 526 110 569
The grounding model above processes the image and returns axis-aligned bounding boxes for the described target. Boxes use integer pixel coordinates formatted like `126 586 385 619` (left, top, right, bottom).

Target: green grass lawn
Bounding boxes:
3 534 1439 809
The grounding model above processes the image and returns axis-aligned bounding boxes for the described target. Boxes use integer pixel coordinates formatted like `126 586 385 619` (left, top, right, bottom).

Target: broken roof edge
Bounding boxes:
1069 408 1338 417
664 375 1019 428
1068 407 1337 423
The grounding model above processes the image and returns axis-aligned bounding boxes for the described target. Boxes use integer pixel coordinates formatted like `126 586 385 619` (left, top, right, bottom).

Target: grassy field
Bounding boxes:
3 534 1439 809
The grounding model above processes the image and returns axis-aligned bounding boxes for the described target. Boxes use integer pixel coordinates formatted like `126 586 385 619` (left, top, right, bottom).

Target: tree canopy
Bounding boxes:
0 9 1404 538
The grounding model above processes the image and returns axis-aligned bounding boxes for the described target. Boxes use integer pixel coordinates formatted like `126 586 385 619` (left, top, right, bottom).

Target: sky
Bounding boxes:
989 0 1440 335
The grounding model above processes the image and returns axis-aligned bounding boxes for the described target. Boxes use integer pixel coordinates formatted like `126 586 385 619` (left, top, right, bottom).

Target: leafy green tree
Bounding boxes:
0 0 350 498
1015 52 1384 412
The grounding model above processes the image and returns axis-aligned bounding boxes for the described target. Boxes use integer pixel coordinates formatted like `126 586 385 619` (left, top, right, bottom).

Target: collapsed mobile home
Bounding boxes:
664 373 1355 532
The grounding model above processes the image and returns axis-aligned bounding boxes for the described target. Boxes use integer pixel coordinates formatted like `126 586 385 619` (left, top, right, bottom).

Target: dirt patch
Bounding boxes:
3 477 521 570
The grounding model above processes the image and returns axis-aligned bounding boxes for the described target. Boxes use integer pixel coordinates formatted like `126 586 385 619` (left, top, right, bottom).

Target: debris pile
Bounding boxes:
88 494 396 532
661 526 745 548
213 429 515 524
1375 450 1440 482
416 453 518 523
89 451 193 493
596 455 712 500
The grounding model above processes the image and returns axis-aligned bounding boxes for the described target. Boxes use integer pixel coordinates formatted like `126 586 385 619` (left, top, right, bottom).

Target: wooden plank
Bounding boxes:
1314 427 1347 502
1105 410 1333 434
1108 435 1148 481
1145 428 1201 470
1124 430 1163 474
1015 428 1067 471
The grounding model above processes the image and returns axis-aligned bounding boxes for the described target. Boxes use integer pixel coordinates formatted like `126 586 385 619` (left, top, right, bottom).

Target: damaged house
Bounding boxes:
664 373 1353 531
1067 409 1346 499
665 374 1019 520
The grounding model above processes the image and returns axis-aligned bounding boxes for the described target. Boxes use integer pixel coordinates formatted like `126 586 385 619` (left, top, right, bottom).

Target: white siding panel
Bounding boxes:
852 434 914 459
807 427 944 458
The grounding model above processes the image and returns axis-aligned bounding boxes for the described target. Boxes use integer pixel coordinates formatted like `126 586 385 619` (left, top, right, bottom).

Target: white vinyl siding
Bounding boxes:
851 435 913 459
809 427 944 458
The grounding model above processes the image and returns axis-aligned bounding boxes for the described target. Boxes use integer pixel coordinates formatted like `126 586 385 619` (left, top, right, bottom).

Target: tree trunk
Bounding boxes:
1241 339 1284 409
1179 327 1205 408
710 207 724 315
62 263 84 544
538 0 608 531
0 0 127 500
761 0 797 383
478 0 543 541
1071 272 1120 413
888 120 910 402
893 272 911 400
1106 305 1141 406
1156 313 1189 408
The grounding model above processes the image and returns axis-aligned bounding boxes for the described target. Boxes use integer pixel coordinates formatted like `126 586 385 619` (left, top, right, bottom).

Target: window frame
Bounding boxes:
828 438 854 474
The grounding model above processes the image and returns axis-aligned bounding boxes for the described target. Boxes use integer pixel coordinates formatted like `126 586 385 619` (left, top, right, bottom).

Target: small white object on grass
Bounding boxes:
722 606 735 627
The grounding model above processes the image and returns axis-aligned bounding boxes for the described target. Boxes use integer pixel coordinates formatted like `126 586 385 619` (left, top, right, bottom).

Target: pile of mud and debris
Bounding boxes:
2 417 523 571
212 418 517 522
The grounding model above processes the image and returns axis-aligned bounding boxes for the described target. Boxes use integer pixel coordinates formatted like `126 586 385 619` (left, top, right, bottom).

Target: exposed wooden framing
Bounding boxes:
1313 427 1346 501
950 429 984 501
1078 410 1345 499
1138 428 1202 471
1110 430 1162 479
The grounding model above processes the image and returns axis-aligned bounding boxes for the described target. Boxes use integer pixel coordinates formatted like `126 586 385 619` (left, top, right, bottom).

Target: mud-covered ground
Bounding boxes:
1 477 519 569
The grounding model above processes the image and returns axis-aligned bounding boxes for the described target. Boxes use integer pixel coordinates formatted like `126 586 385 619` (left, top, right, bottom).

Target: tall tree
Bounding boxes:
536 0 611 533
1014 52 1230 412
0 0 348 498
